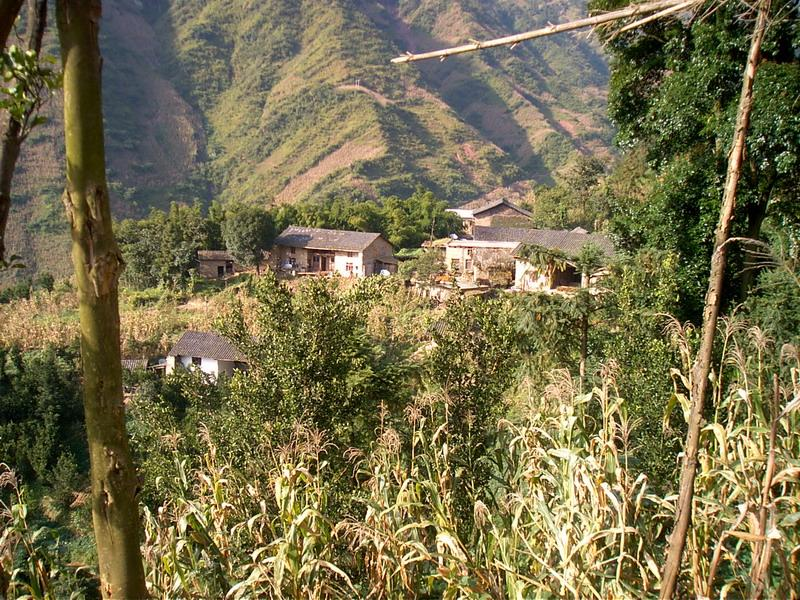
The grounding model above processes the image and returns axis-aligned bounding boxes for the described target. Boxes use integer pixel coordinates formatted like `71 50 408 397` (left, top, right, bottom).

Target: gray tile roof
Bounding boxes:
274 226 385 252
121 359 148 370
456 198 533 218
473 226 615 259
198 250 235 261
167 331 247 362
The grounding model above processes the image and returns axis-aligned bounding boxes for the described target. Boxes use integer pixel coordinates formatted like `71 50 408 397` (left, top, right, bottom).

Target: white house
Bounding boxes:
166 331 248 379
272 226 397 277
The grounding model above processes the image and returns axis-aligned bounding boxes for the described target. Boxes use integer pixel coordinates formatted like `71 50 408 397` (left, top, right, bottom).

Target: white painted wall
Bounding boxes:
333 252 363 277
514 260 549 291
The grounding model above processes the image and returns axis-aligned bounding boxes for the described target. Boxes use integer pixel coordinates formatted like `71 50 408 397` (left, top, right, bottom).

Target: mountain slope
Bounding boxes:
4 0 611 280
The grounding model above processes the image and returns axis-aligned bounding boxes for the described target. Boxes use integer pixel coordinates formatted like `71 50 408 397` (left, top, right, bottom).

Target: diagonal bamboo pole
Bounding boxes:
391 0 701 63
658 0 771 596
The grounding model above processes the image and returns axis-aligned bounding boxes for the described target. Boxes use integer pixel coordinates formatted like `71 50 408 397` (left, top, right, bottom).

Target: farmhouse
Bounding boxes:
447 198 533 236
445 225 615 290
166 331 248 379
272 226 397 277
197 250 237 279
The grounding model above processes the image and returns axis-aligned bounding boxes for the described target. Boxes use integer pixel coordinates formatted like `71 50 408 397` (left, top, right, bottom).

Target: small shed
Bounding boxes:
197 250 237 279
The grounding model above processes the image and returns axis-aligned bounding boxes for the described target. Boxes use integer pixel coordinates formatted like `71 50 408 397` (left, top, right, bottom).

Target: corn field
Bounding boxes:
2 322 799 598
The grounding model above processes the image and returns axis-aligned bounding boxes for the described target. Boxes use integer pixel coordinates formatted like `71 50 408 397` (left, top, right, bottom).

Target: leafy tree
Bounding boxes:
0 0 58 262
117 202 210 289
0 344 87 492
593 249 684 483
593 0 800 318
398 249 444 283
531 154 608 231
221 203 275 273
381 188 461 248
224 274 412 448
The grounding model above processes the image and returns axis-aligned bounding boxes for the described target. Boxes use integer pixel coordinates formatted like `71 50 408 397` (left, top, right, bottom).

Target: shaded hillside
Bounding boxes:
3 0 610 280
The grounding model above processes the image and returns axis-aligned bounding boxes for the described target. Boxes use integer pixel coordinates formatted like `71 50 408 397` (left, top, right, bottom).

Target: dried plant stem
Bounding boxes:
659 1 772 597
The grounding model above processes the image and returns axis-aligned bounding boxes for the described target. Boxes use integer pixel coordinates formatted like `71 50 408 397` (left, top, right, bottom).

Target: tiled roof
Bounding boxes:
198 250 235 261
455 198 533 218
274 226 385 252
121 359 148 370
167 331 247 362
473 226 616 259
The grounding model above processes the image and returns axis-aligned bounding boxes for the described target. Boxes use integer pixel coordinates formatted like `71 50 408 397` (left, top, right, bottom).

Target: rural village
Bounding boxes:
141 196 615 380
1 0 798 598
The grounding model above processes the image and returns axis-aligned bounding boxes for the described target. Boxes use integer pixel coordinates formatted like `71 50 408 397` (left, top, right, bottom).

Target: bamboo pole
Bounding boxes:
56 0 148 597
658 1 771 596
391 0 700 63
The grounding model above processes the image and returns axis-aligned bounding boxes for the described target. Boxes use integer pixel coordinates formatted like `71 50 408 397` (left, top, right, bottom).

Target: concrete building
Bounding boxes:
272 226 397 277
166 331 248 379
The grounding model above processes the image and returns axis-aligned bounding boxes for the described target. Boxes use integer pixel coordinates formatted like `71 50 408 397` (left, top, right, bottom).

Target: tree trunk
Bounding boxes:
0 0 24 50
56 1 148 598
0 0 46 262
0 119 21 261
658 1 771 597
740 190 770 296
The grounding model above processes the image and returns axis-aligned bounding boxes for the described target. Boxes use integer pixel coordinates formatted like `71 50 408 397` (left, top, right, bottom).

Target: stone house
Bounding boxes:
272 226 397 277
197 250 237 279
447 198 534 236
166 331 248 379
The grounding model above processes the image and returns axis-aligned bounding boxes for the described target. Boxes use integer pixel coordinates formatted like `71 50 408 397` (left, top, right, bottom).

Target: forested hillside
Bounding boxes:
3 0 610 279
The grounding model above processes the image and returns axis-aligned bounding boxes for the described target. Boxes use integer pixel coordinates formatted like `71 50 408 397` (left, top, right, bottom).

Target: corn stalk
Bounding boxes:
659 1 772 595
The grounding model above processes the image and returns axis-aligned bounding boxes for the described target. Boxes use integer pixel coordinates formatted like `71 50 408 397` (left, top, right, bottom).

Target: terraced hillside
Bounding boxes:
4 0 611 279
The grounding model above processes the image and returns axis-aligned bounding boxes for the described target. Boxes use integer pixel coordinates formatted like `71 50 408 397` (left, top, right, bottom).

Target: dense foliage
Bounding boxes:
592 0 800 319
0 344 87 506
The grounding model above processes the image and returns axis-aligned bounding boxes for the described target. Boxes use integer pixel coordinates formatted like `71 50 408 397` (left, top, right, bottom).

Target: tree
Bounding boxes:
224 274 411 448
117 202 210 289
56 0 147 596
594 0 799 317
0 0 59 261
221 203 275 274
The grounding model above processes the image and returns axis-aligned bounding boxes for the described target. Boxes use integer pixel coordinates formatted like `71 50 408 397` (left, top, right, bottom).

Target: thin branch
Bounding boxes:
391 0 702 63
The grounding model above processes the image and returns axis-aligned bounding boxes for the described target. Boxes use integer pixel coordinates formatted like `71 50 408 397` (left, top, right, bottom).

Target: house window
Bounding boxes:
466 248 473 257
450 258 460 271
465 259 473 272
191 357 202 366
313 255 319 262
346 262 354 272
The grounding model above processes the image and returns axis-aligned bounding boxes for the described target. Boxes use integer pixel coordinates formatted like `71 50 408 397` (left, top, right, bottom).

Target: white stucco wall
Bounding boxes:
514 260 548 291
332 252 363 277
